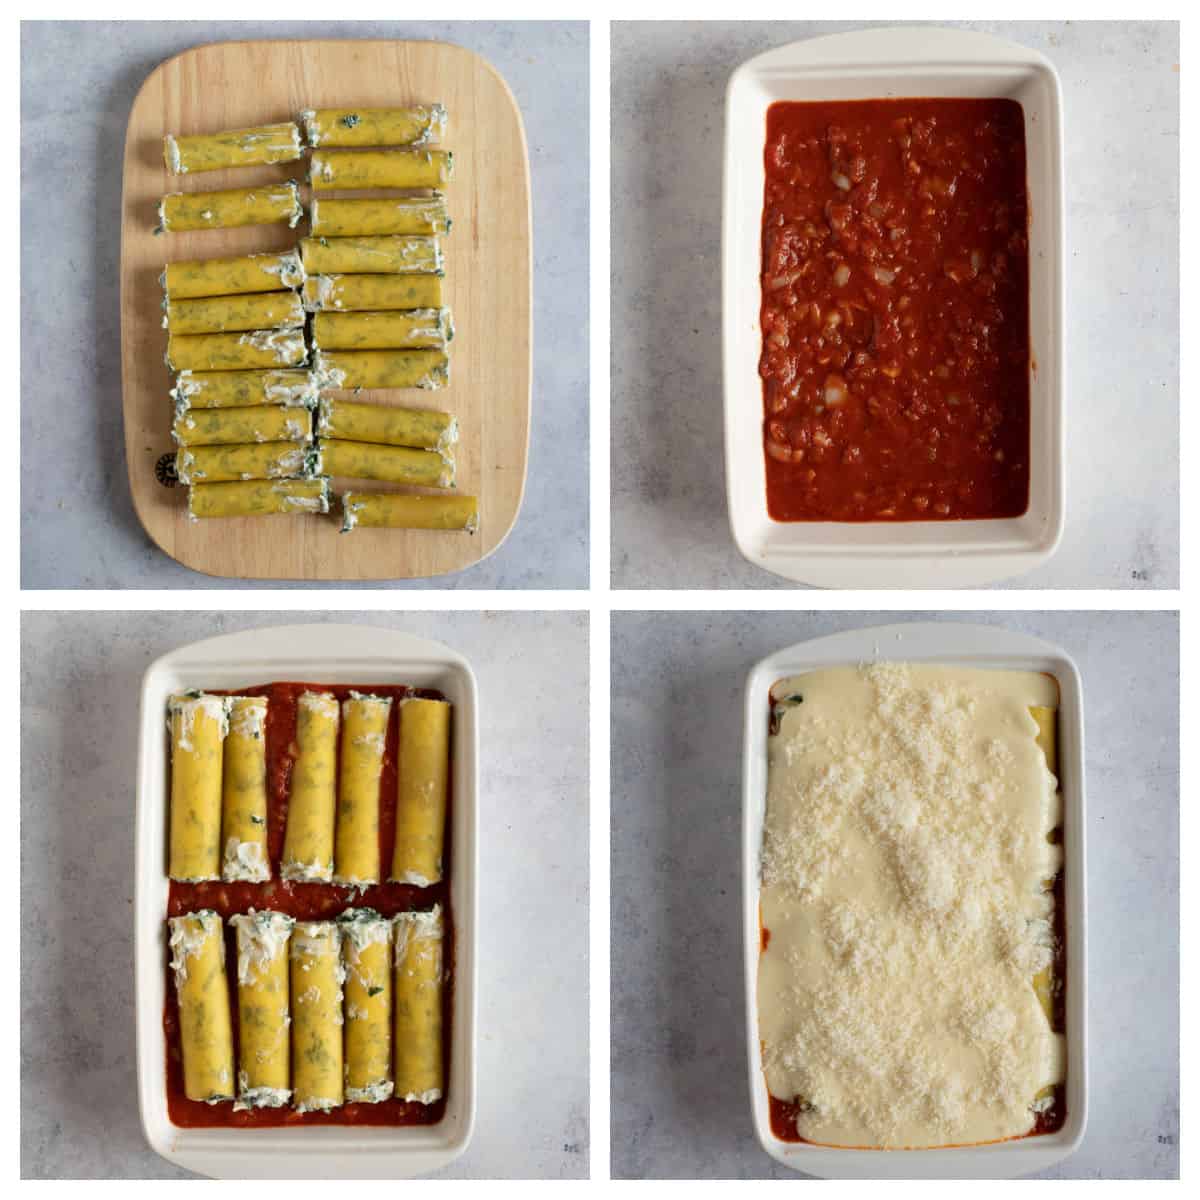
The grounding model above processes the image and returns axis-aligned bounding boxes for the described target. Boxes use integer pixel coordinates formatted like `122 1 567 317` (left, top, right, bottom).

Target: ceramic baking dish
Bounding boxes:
723 28 1065 588
135 624 478 1178
742 622 1087 1177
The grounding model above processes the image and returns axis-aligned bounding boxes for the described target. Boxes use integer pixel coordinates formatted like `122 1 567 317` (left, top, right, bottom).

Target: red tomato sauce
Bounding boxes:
759 98 1031 521
165 681 452 1128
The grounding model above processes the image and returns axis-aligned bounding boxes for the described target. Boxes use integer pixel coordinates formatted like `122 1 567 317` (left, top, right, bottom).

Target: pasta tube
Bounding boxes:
177 441 311 485
171 369 317 410
342 492 478 533
230 910 294 1108
392 698 451 885
310 195 450 237
303 274 443 313
317 396 456 451
393 907 444 1104
310 148 453 191
166 329 307 372
314 439 454 489
168 911 235 1103
221 696 270 882
300 235 443 276
164 122 303 174
158 181 303 232
301 105 447 148
165 291 305 336
168 692 229 882
281 692 340 883
188 477 331 520
290 922 345 1112
315 349 449 391
163 250 305 299
338 908 394 1103
313 309 453 351
172 404 311 447
334 694 393 886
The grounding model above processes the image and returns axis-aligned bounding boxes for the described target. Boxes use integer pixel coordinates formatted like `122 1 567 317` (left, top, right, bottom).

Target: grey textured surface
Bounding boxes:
21 21 588 588
611 611 1179 1178
21 611 589 1179
610 21 1180 589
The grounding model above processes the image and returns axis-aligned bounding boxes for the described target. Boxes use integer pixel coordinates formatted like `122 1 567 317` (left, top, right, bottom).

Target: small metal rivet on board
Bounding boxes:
155 452 179 488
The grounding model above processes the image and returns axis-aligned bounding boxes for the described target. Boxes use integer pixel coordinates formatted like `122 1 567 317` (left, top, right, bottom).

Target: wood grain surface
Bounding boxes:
120 40 531 580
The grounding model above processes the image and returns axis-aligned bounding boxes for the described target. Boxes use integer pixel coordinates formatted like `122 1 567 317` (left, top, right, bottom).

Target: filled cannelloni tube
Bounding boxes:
338 908 394 1103
281 691 340 883
187 477 331 520
221 696 271 882
314 349 449 391
391 697 451 885
168 692 229 882
316 396 457 451
310 147 453 191
166 329 307 372
310 195 450 238
313 308 453 351
301 105 447 148
176 440 311 485
342 492 478 533
172 404 311 447
163 250 305 299
168 911 235 1103
163 122 303 174
290 921 345 1112
333 694 394 887
300 235 443 276
393 906 444 1104
302 274 443 313
165 291 305 336
230 910 294 1108
158 181 303 233
314 439 454 489
171 368 318 410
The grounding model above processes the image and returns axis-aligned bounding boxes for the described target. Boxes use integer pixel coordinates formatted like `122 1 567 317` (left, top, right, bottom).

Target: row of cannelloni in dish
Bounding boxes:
168 905 444 1111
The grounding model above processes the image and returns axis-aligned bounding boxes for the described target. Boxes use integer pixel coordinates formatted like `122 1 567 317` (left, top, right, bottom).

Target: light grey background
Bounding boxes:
611 611 1179 1178
610 21 1180 589
21 21 589 589
21 611 589 1179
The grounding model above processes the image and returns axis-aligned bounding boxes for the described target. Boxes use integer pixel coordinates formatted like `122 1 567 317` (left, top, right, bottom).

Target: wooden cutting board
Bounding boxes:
120 40 531 580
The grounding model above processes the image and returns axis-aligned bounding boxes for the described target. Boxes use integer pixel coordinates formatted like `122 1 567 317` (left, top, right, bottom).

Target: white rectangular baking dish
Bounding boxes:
742 622 1087 1178
723 28 1065 588
135 624 478 1179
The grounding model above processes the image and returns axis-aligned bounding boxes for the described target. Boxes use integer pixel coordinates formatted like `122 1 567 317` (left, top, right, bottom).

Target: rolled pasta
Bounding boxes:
165 291 305 336
301 105 447 148
164 122 303 174
392 698 451 885
230 910 294 1108
168 692 229 882
342 492 479 533
172 404 311 448
164 251 305 299
281 692 340 883
339 908 394 1103
168 911 235 1103
315 349 449 391
158 182 303 232
166 329 307 372
313 309 453 351
188 477 331 520
303 274 443 313
310 148 453 191
310 195 450 237
171 368 318 410
290 922 345 1112
334 694 393 886
393 907 444 1104
177 441 311 485
314 439 454 489
221 696 270 882
317 397 456 451
300 235 443 276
